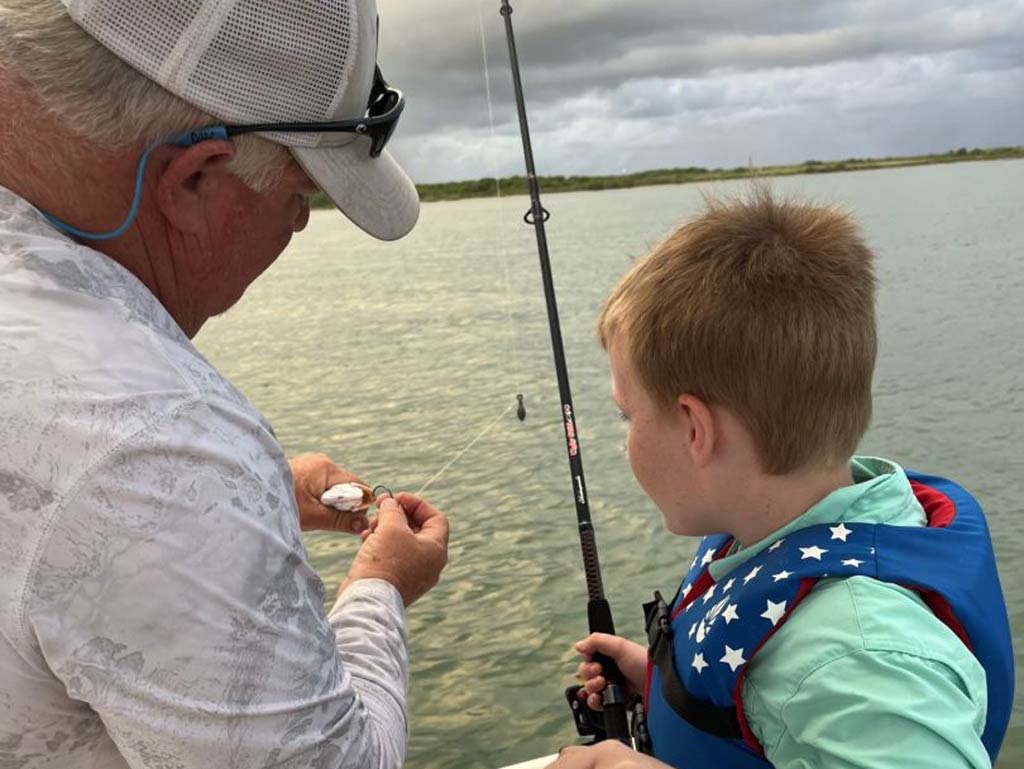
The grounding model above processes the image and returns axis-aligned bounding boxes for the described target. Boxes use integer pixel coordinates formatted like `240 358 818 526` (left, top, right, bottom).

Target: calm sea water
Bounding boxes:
196 159 1024 768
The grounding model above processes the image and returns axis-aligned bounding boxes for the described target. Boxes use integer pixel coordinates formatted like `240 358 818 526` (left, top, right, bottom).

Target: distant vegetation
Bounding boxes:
310 146 1024 208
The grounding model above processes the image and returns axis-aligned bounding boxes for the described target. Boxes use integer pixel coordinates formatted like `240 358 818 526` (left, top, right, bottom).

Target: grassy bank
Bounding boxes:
310 146 1024 208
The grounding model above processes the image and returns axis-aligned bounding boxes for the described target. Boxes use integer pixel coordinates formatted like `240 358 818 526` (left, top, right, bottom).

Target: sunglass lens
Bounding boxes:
370 118 399 157
369 89 399 120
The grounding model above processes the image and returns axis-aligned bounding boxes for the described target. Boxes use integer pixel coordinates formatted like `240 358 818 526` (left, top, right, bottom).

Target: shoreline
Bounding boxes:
310 146 1024 208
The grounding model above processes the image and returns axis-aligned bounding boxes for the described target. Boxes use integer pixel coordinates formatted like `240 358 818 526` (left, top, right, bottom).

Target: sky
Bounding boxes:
374 0 1024 184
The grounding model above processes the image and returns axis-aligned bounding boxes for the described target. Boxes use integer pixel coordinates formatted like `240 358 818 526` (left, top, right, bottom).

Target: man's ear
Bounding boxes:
155 139 235 233
679 393 716 467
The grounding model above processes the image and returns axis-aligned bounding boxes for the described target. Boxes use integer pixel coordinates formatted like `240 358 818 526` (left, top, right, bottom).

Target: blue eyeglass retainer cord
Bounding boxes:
39 126 230 241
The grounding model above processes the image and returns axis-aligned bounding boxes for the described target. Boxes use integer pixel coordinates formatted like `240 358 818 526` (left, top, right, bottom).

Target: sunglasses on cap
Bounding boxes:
40 63 404 242
177 65 404 158
224 65 404 158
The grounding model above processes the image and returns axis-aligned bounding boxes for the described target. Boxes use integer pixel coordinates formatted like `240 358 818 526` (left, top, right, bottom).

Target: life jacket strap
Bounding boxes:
644 591 744 740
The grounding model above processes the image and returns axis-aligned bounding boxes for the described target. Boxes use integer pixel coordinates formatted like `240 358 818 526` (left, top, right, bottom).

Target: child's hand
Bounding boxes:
573 633 647 711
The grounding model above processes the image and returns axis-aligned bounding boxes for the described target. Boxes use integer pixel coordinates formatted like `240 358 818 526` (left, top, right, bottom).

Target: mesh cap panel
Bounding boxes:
190 0 356 147
75 0 200 83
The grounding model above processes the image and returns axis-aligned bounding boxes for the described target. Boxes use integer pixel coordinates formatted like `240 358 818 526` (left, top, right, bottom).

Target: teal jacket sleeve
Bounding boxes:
747 648 990 769
741 577 990 769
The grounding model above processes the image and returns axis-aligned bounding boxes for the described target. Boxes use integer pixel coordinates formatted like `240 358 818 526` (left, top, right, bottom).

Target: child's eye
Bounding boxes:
618 410 630 422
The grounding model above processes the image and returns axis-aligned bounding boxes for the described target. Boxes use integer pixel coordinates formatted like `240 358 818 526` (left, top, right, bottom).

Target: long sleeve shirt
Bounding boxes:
0 186 410 768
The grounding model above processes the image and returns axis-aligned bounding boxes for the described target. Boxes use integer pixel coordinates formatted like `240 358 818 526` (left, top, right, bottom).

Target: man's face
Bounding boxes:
195 156 317 319
608 333 707 535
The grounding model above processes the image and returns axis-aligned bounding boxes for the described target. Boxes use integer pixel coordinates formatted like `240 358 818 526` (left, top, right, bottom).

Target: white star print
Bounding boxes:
842 558 864 568
800 545 828 560
700 549 715 566
702 583 717 604
681 583 692 598
743 565 762 584
768 538 785 552
720 645 746 672
692 652 709 673
830 523 852 541
722 604 740 624
722 578 736 593
688 622 697 639
761 599 787 626
772 570 793 582
696 621 708 643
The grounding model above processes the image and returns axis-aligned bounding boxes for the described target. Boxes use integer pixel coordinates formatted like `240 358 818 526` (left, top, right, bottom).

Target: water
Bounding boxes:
196 159 1024 768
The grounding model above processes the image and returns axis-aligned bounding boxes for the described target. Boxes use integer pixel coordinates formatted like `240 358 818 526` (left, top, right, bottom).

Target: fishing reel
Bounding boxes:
564 685 652 754
565 685 607 741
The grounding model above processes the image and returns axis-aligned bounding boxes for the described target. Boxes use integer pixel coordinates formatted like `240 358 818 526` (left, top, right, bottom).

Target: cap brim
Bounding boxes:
291 139 419 241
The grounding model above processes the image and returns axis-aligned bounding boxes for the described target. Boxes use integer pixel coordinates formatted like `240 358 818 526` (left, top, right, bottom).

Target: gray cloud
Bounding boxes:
375 0 1024 182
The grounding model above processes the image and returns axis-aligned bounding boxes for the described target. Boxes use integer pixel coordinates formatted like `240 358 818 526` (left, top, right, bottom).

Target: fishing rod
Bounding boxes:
497 0 632 747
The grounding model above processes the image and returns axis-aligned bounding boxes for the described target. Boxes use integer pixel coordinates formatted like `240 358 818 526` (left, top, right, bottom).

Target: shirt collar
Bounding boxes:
709 456 925 581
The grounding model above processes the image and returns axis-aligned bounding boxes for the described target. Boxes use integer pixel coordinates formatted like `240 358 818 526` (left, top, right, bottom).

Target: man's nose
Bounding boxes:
294 196 311 233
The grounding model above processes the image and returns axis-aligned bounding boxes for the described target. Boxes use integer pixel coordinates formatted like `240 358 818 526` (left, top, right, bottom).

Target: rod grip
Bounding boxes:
602 701 632 744
588 599 631 744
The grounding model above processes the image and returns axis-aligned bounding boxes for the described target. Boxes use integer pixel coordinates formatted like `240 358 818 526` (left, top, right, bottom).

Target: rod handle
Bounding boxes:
601 701 632 745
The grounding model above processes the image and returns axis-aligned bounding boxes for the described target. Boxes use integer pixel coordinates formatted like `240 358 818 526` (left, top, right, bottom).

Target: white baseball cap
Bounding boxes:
61 0 419 241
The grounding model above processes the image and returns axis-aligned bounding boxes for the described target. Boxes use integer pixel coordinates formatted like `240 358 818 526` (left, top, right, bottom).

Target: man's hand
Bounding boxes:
544 741 669 769
340 492 449 607
574 633 648 712
289 453 369 534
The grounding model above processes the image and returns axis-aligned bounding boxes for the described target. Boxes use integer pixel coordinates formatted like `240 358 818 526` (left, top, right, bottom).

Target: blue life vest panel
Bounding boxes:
644 471 1014 769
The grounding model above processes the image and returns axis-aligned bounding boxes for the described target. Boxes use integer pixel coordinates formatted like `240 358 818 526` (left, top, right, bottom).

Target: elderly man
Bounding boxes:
0 1 448 767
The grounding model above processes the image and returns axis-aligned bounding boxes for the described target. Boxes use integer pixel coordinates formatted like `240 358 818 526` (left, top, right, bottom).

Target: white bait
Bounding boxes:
320 483 372 512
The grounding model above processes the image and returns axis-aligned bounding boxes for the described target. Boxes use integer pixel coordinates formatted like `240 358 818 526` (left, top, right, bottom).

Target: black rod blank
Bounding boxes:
498 0 631 745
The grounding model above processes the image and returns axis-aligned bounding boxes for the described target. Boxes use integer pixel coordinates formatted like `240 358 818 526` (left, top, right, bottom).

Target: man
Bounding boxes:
0 1 448 767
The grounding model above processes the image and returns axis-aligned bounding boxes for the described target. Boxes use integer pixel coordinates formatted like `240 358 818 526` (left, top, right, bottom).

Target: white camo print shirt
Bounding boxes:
0 187 409 769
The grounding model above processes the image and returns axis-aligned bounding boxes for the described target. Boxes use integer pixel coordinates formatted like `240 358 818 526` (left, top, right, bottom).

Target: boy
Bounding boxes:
554 189 1013 769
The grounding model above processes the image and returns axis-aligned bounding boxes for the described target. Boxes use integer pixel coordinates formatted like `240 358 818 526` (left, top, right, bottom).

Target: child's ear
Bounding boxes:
678 394 715 467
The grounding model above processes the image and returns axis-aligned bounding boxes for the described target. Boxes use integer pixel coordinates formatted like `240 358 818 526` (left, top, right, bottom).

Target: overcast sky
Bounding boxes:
374 0 1024 184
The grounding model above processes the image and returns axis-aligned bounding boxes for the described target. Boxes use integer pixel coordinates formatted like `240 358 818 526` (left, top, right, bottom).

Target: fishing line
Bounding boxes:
415 401 517 496
402 6 530 499
477 0 523 393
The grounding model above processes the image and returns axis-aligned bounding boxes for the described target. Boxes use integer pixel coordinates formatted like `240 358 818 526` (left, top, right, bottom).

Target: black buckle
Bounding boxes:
643 590 672 647
630 696 653 755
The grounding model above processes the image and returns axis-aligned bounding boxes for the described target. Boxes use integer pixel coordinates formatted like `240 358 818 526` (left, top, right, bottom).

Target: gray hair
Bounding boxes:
0 0 290 192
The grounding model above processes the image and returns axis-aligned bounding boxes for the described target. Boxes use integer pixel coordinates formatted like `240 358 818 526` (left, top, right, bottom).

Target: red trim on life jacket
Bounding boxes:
644 653 654 713
731 577 820 756
910 480 956 528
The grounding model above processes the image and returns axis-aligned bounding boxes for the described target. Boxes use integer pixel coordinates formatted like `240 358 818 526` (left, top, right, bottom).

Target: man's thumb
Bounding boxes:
376 496 410 528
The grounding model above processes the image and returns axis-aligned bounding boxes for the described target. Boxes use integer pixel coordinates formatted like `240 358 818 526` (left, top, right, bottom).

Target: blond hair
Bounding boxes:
599 186 877 474
0 0 290 192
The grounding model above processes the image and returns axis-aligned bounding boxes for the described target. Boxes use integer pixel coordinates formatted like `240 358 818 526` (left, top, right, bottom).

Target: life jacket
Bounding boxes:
643 471 1014 768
